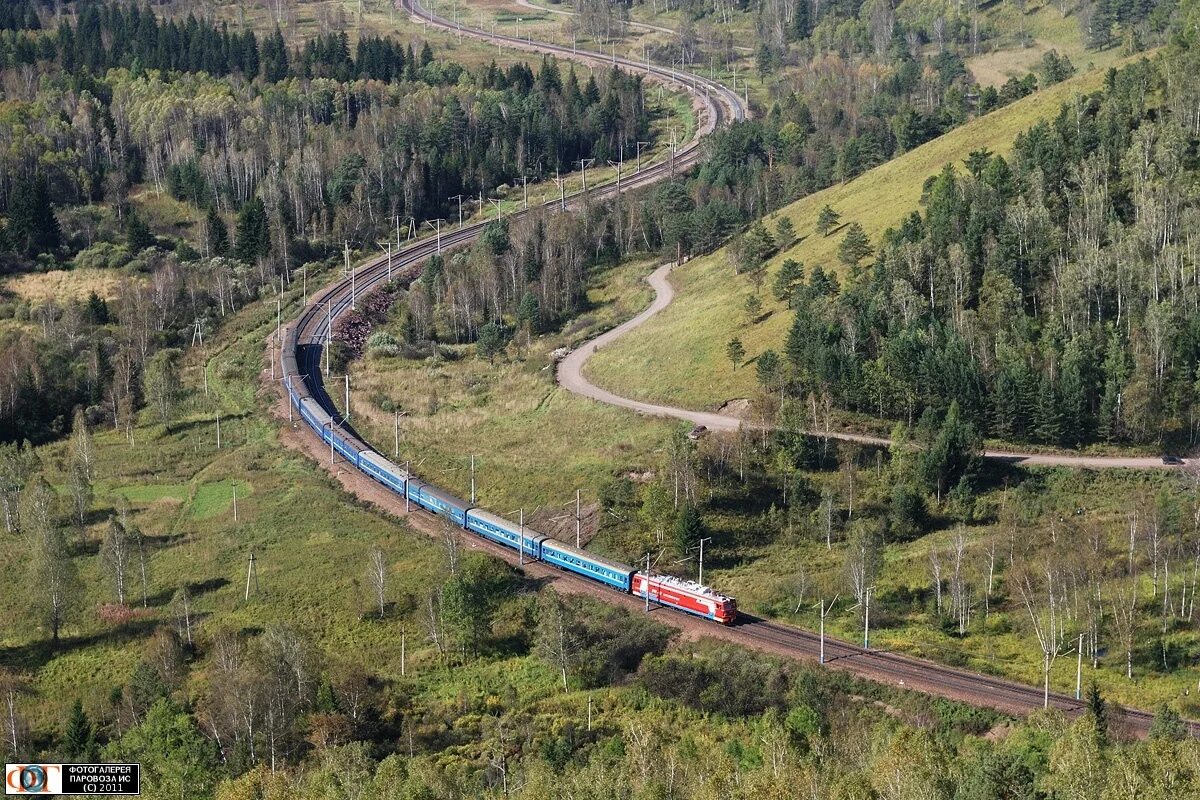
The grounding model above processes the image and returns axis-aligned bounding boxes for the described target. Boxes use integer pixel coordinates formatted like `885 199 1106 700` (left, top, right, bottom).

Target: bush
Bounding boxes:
366 331 400 357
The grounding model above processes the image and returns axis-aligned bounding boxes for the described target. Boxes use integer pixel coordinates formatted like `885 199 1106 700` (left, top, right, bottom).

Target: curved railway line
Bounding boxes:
275 0 1197 737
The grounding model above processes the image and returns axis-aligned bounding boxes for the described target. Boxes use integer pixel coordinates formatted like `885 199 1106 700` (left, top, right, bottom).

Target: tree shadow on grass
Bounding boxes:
0 618 159 673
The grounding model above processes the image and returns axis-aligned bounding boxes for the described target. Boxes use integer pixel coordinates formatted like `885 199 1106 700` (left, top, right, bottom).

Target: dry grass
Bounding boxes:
4 268 126 303
967 0 1130 86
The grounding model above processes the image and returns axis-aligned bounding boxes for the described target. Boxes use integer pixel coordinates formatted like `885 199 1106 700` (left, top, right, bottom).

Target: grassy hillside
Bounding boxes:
583 59 1128 411
967 0 1131 86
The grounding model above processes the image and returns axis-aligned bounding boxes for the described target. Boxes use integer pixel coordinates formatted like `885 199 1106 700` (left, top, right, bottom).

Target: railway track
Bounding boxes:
276 0 1196 738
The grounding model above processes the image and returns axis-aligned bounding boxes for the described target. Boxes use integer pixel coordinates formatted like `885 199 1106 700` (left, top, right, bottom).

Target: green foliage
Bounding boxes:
105 700 221 800
62 700 99 761
743 293 763 322
816 205 841 236
773 258 805 305
727 337 745 370
1039 49 1076 85
775 217 796 249
476 322 507 363
3 176 61 257
125 213 155 252
233 197 270 263
638 646 791 717
673 504 705 557
441 553 515 657
836 222 872 267
142 348 183 430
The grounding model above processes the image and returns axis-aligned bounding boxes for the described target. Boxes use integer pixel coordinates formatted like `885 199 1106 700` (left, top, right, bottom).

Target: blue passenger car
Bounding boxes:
465 509 547 558
414 485 472 526
540 539 635 591
359 451 407 495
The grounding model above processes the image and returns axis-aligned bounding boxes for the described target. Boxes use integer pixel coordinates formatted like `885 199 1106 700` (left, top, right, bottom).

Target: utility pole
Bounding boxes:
344 241 356 310
863 586 873 649
216 412 221 449
344 375 350 422
576 489 581 547
324 300 331 376
522 176 529 209
818 595 839 665
470 454 477 504
327 422 334 466
401 629 406 676
553 171 566 210
379 240 394 280
694 536 712 585
636 141 649 173
424 219 445 253
577 158 595 193
244 552 259 600
643 552 651 612
449 194 465 227
607 160 623 195
404 461 411 512
1075 632 1083 701
518 508 525 566
232 484 238 522
488 198 503 220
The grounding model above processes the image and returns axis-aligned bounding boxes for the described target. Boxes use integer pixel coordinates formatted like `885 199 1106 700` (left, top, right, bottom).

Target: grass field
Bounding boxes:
583 60 1122 412
967 0 1131 86
344 260 690 548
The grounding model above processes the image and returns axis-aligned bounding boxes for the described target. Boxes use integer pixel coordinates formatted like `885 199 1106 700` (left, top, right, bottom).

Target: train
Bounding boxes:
281 330 738 625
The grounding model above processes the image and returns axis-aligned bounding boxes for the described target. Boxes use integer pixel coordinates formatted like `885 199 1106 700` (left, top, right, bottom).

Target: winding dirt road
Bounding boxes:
558 262 1189 471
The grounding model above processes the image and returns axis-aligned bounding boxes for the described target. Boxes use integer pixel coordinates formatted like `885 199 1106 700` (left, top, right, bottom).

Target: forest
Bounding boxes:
777 48 1200 447
0 2 663 443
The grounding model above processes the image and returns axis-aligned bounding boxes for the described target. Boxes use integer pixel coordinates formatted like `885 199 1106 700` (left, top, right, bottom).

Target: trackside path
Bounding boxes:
559 263 1187 471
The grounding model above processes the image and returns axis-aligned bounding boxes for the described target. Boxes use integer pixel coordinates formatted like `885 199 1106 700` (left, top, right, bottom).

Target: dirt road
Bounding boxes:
558 262 1187 471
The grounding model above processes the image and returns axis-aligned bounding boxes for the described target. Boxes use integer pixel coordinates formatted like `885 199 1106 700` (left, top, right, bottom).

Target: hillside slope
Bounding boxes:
584 59 1136 410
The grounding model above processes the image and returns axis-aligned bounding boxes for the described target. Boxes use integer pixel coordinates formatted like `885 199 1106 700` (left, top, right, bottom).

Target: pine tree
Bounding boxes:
673 504 704 558
1034 374 1062 444
62 700 98 761
727 338 745 370
773 258 805 305
5 176 62 257
233 197 269 262
816 204 840 236
205 206 229 256
125 213 155 252
837 222 873 266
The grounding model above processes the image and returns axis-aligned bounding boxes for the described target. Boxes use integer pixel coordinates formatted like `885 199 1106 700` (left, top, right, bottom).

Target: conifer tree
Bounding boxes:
233 197 270 262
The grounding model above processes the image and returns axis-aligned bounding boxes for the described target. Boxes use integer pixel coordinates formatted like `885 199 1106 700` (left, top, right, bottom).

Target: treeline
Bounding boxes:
2 2 430 84
0 40 652 265
775 46 1200 447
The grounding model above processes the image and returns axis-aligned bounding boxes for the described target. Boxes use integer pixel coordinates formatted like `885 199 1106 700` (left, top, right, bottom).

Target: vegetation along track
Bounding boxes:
275 0 1193 738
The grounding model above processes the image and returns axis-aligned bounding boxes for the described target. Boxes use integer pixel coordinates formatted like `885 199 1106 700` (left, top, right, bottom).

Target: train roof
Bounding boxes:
300 397 333 427
542 537 635 574
639 572 734 603
466 508 549 541
418 484 472 512
359 450 407 476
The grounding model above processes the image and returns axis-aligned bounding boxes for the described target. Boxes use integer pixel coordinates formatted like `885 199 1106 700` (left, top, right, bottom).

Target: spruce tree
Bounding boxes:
62 699 98 761
233 197 269 262
837 222 873 267
816 204 840 236
6 176 62 257
673 504 704 558
205 206 229 256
